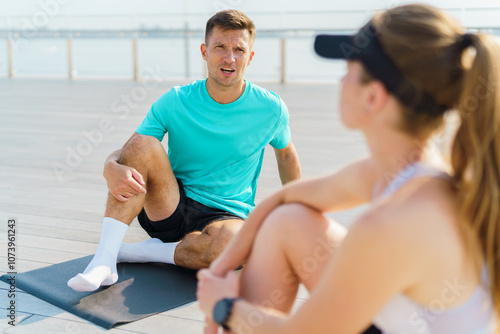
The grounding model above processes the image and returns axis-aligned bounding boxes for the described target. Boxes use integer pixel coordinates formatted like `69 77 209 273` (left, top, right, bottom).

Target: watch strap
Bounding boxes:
214 297 241 330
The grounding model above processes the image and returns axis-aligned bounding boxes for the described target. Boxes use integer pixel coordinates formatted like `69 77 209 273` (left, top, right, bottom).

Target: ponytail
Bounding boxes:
451 33 500 323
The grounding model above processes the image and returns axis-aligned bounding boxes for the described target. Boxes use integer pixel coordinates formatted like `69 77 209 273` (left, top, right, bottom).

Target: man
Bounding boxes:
68 9 301 292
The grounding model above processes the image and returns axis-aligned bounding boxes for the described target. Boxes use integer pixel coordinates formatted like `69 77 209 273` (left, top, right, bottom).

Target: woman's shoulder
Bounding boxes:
379 165 456 212
359 177 462 267
369 176 459 232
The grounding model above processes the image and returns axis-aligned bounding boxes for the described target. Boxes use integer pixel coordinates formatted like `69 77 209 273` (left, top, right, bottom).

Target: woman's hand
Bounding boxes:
197 270 240 333
197 269 240 320
203 318 220 334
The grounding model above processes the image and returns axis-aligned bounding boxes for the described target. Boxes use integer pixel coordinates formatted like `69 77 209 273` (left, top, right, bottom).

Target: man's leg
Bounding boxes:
237 203 347 314
175 219 244 269
105 135 180 224
68 135 179 291
117 218 244 270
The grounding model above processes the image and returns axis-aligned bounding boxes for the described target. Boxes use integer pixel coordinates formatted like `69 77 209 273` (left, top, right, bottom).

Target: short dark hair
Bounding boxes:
205 9 256 45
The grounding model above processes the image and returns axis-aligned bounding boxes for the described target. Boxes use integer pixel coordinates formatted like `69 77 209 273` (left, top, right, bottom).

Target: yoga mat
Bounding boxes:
0 256 198 329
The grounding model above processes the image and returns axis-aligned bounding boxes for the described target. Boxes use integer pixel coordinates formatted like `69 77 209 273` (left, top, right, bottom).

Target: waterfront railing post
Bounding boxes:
67 38 74 79
6 39 15 78
280 37 286 84
132 38 139 81
184 22 190 78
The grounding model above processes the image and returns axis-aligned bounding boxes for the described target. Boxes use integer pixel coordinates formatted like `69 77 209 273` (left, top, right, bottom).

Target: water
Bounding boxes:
3 33 347 81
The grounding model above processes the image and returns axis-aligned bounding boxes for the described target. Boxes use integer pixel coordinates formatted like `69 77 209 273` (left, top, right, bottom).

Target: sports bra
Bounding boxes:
370 162 497 333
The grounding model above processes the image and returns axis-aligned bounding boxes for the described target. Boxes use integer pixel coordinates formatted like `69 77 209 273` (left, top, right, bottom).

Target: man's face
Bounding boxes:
201 26 254 89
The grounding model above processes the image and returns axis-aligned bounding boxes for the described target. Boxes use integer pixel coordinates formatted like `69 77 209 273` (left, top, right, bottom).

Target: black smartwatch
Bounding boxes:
213 297 241 330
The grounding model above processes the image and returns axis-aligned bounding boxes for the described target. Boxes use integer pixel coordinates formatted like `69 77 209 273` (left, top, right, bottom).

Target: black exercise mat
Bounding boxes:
0 256 198 329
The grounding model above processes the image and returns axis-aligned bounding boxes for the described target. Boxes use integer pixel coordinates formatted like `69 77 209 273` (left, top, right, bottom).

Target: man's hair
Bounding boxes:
205 9 256 45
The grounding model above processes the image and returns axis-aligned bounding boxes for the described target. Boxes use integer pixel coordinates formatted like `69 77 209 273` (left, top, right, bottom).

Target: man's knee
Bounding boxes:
203 219 242 237
119 135 163 165
201 220 242 263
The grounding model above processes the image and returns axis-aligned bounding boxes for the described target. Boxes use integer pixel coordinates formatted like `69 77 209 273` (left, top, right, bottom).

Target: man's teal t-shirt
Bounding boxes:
136 79 291 219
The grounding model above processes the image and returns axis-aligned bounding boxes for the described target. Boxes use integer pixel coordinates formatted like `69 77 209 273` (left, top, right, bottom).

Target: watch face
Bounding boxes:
213 299 231 326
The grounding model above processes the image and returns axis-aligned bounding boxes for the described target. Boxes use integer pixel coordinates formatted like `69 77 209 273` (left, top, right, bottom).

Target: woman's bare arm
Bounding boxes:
222 208 426 334
210 157 377 275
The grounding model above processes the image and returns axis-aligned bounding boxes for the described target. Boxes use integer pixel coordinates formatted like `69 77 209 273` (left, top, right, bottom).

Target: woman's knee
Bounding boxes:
261 203 346 248
261 204 346 286
263 203 323 234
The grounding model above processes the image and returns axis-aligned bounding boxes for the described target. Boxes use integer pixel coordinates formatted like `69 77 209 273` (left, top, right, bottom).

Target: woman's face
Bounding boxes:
339 61 370 129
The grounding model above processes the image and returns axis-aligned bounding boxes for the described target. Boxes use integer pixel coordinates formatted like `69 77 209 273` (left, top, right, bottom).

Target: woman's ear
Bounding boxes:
364 80 389 115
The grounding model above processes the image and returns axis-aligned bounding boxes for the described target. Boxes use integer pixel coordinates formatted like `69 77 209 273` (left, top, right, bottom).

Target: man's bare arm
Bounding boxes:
103 132 141 172
103 132 146 202
274 141 301 185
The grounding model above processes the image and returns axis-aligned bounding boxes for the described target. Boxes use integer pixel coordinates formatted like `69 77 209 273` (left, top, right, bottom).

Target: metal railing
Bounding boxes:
1 8 499 82
0 28 323 82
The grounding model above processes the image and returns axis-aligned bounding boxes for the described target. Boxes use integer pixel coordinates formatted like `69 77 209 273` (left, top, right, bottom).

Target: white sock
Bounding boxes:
117 238 180 265
67 217 129 292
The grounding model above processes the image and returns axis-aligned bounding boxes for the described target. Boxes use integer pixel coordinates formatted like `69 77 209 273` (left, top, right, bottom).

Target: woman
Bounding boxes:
197 4 499 333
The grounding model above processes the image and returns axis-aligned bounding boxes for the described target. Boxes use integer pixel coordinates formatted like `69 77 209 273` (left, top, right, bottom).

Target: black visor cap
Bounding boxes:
314 25 403 94
313 24 448 115
314 35 359 60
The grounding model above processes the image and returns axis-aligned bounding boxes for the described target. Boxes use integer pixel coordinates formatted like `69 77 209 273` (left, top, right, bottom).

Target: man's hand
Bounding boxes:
103 160 147 202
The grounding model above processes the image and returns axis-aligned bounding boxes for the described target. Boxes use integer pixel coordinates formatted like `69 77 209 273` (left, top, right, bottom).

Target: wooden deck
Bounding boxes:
0 78 368 333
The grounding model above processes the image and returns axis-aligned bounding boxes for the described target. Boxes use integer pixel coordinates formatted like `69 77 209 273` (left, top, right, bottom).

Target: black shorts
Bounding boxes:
137 178 243 242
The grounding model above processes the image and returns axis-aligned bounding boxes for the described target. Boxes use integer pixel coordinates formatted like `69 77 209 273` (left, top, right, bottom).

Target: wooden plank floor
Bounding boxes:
0 78 368 333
